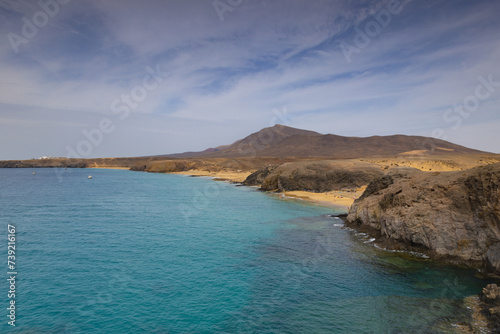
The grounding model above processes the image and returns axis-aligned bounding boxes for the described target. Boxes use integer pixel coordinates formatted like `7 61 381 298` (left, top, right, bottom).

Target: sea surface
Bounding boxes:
0 168 492 333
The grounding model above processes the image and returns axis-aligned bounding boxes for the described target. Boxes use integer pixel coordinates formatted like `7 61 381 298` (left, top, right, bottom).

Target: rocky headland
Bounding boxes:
346 163 500 273
243 160 384 191
342 163 500 331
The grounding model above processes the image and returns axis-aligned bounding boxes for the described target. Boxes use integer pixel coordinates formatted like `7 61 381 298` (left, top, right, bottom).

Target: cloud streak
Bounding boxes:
0 0 499 159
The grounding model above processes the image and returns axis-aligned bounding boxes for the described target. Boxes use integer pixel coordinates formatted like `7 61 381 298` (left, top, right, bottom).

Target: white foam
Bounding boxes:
372 245 430 259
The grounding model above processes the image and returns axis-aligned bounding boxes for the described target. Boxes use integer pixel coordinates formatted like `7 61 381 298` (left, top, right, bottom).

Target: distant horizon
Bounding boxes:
1 1 500 159
2 123 498 161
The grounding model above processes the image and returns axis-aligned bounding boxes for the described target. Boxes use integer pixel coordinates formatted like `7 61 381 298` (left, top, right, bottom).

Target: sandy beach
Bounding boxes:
282 187 366 210
172 169 363 210
172 170 252 183
88 165 358 209
88 166 131 170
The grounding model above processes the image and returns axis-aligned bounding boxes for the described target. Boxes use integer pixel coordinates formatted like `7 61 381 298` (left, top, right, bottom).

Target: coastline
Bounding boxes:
4 164 488 333
11 161 500 331
171 170 252 183
87 166 131 170
171 166 497 332
282 187 366 210
170 169 358 210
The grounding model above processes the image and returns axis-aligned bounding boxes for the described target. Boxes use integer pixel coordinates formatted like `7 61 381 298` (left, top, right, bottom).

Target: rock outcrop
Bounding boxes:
481 284 500 329
346 163 500 273
243 166 277 186
244 160 384 192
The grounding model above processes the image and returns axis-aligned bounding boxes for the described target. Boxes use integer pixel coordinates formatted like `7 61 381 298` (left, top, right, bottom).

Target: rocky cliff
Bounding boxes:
346 163 500 273
244 160 384 192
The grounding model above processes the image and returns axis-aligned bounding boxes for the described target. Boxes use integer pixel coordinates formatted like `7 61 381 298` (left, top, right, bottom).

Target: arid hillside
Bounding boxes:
164 124 489 158
347 163 500 273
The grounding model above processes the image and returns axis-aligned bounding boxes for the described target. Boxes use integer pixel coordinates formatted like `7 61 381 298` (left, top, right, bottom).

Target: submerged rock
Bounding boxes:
477 284 500 332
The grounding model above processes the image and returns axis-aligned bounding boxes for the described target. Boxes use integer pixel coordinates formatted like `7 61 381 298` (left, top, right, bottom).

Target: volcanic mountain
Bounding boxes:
165 124 488 158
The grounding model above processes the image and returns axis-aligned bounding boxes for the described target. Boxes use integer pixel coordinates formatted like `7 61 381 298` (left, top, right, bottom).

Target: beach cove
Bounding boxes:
0 167 492 333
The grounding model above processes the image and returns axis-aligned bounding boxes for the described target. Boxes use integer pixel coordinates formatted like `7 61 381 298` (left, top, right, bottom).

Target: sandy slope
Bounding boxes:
87 166 131 170
283 187 366 210
172 170 252 183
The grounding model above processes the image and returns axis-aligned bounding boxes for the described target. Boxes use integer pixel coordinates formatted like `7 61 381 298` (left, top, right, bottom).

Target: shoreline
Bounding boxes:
276 192 350 212
170 169 361 210
87 166 131 170
171 170 252 183
281 187 366 211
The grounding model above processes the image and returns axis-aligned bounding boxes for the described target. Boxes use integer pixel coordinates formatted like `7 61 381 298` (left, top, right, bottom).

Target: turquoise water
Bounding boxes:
0 168 490 333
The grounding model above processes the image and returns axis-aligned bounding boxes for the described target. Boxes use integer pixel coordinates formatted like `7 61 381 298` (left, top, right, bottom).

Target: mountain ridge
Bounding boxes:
164 124 489 158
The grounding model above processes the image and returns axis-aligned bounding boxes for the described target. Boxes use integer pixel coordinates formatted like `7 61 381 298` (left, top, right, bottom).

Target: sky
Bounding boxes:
0 0 499 160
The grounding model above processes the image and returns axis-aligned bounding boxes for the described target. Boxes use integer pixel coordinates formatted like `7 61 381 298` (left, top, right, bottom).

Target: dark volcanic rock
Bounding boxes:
359 174 394 200
482 284 500 303
247 160 384 192
243 166 277 186
480 284 500 331
346 163 500 273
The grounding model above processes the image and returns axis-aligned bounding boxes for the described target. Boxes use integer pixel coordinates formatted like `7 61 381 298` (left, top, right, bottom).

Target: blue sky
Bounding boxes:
0 0 499 159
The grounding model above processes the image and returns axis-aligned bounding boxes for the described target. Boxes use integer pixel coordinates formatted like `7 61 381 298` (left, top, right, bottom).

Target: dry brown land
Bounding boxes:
87 166 131 170
359 154 499 172
2 153 499 209
172 170 252 183
283 187 366 209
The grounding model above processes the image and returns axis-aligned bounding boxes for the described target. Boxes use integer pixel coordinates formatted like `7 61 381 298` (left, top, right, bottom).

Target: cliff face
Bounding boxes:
346 163 500 273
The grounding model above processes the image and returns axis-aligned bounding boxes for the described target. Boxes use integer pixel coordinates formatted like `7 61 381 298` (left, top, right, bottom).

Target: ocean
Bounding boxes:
0 168 490 333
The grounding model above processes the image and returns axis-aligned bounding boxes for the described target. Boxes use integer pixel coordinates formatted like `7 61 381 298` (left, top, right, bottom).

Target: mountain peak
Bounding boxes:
268 124 289 130
260 124 322 136
164 125 488 158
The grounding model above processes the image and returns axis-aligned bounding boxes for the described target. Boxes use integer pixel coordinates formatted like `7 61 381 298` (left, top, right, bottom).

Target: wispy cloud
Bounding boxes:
0 0 499 159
